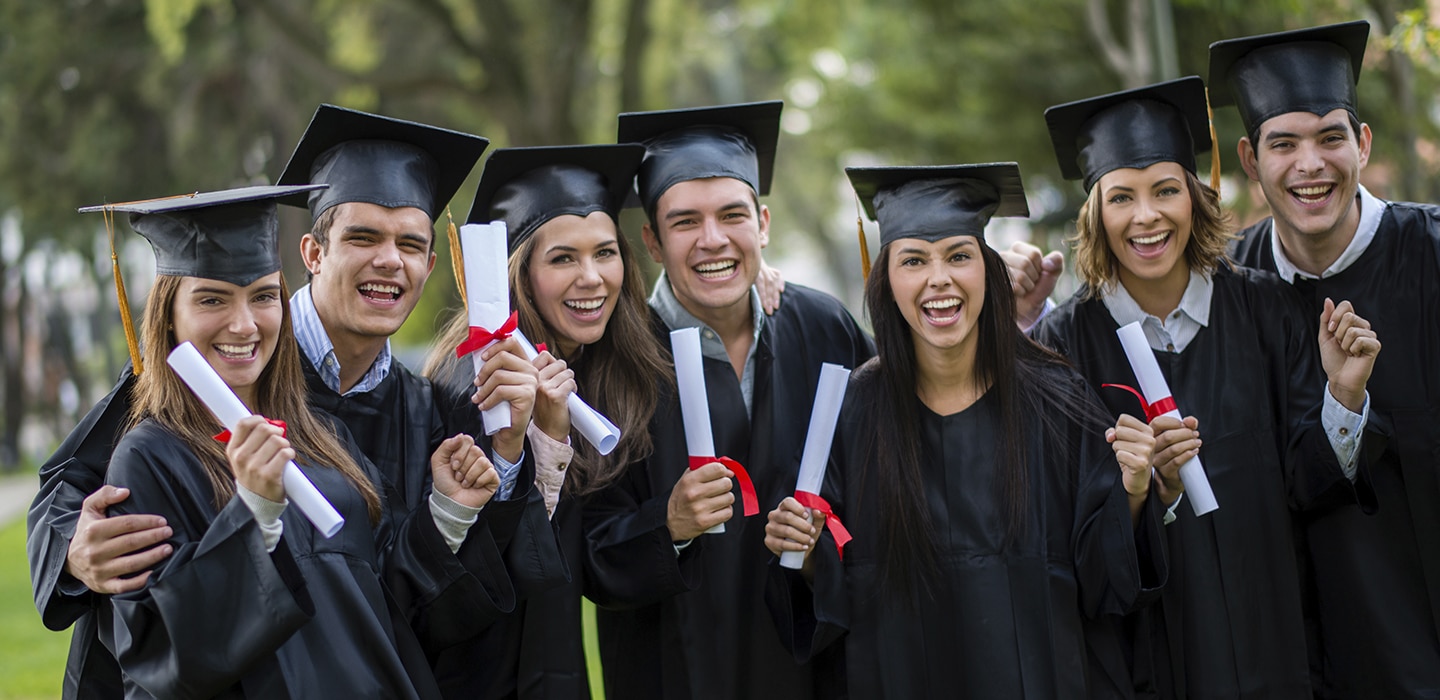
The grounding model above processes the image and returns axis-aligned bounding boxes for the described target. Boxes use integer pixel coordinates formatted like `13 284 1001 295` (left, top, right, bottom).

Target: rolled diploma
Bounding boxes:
512 330 621 455
166 342 345 537
460 222 512 435
781 363 851 569
1114 322 1219 516
670 327 723 534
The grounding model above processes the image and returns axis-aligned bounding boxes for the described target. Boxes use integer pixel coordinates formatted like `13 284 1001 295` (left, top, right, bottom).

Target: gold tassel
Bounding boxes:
855 197 871 281
446 207 467 312
1205 87 1222 196
104 207 143 375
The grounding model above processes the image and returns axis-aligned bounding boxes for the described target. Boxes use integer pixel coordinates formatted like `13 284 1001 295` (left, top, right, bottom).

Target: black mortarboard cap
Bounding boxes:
846 164 1029 246
1046 76 1211 192
276 104 489 221
1209 21 1368 138
79 184 326 286
617 101 782 210
467 144 647 253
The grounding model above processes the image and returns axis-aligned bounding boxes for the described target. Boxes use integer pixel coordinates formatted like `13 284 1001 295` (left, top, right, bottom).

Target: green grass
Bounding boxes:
0 518 70 699
0 517 607 700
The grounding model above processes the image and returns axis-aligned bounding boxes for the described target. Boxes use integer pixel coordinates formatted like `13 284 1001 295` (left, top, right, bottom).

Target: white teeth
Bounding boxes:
695 261 736 273
1132 232 1169 245
215 343 256 357
359 283 401 294
1292 185 1331 197
922 298 960 310
564 299 604 311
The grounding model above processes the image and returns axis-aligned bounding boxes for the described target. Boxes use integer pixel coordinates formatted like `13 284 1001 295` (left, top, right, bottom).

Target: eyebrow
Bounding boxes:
546 239 619 254
1264 120 1349 142
342 225 431 247
896 239 975 257
662 200 751 221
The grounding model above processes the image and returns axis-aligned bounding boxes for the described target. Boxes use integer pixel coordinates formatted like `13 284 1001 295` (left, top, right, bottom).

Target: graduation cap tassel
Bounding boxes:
104 207 144 375
445 207 467 313
1205 88 1222 196
855 196 871 281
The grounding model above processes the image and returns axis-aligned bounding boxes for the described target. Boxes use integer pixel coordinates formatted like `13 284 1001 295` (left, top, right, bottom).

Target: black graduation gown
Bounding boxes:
1232 204 1440 699
767 362 1167 699
1032 265 1372 699
26 370 133 700
97 417 489 699
583 284 875 700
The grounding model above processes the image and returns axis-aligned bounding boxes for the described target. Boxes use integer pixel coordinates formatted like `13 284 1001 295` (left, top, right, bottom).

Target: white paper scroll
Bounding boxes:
512 329 621 455
1114 322 1219 516
166 342 345 537
459 222 513 435
781 363 852 570
670 327 723 534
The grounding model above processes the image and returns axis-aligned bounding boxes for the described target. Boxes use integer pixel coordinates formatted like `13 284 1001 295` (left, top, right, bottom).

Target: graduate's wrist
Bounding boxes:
1326 382 1367 415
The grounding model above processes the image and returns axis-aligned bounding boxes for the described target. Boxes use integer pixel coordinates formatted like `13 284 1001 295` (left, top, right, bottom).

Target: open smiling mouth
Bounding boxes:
694 261 737 280
563 298 605 318
215 343 257 360
921 298 962 323
1129 231 1170 256
1291 184 1334 205
359 282 402 302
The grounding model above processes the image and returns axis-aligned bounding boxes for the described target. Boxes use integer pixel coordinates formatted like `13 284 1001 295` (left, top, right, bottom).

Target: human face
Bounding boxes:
1098 161 1193 292
172 272 284 409
888 236 986 360
526 211 625 356
301 202 437 350
642 177 769 323
1239 109 1371 242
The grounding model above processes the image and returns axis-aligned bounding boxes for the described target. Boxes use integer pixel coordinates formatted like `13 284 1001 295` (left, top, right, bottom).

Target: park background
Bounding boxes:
1 0 1438 697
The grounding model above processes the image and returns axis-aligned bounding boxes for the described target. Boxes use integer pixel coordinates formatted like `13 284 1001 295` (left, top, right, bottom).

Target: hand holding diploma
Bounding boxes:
167 342 345 537
514 330 622 455
668 328 758 536
780 363 852 570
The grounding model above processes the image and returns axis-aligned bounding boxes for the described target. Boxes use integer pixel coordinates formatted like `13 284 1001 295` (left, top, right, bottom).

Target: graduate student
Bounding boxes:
580 101 873 700
1209 21 1440 698
764 163 1166 699
419 143 665 699
82 184 503 698
274 105 568 612
1035 76 1379 699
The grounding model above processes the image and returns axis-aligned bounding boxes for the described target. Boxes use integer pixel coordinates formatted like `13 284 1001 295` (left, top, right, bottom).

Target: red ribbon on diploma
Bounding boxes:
535 343 548 354
455 310 519 358
688 456 759 516
1102 383 1177 422
213 418 287 443
794 490 852 560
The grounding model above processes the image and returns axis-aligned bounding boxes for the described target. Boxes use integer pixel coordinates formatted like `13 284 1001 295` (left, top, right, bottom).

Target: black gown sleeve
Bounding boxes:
102 431 313 699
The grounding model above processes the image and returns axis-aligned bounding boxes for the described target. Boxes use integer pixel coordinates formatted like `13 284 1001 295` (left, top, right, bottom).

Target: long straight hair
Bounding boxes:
860 241 1097 598
129 274 382 521
424 218 671 498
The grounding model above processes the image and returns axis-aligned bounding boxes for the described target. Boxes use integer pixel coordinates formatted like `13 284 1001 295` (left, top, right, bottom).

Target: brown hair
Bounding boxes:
423 220 671 498
129 274 382 520
1070 169 1236 298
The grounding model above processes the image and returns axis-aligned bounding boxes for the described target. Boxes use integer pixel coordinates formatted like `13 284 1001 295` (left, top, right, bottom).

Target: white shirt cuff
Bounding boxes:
527 422 574 519
1163 492 1184 526
673 538 695 557
430 490 483 554
1321 383 1368 481
236 482 287 553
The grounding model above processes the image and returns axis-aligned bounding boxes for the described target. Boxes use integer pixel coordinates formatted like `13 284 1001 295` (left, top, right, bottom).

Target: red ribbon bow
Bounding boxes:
1101 383 1177 422
534 342 548 354
688 456 760 517
455 311 519 358
213 418 287 443
794 490 852 560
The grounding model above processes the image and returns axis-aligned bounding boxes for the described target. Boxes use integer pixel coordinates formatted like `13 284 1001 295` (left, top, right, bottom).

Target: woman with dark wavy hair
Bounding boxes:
86 185 501 699
764 163 1165 698
1034 77 1380 698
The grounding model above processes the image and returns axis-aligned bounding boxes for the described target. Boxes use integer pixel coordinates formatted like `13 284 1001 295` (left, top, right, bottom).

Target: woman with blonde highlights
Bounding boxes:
1034 77 1381 699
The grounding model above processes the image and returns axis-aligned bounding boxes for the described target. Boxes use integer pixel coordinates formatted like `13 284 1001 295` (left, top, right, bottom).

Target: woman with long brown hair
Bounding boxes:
87 185 501 698
764 164 1166 698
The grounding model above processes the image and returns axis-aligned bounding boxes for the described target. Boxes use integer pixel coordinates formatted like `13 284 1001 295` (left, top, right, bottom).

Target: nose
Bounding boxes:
696 217 728 250
576 258 603 289
228 302 259 337
1294 140 1325 175
372 238 402 270
1133 195 1161 225
926 260 951 289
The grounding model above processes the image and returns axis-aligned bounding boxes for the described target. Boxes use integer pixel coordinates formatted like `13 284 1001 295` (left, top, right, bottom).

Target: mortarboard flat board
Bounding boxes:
1045 76 1211 192
79 184 326 287
467 144 647 253
845 163 1028 246
1208 21 1369 138
275 104 490 221
617 101 783 210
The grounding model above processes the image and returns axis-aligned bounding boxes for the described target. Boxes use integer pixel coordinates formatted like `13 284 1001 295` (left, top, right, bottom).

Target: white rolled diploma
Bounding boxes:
670 327 723 534
781 363 852 570
166 342 345 537
512 330 621 455
459 222 513 435
1114 322 1219 516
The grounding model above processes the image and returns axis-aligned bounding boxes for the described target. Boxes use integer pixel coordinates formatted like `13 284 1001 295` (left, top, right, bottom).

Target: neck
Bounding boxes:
1116 261 1191 319
912 336 983 415
317 312 387 393
236 385 258 413
1274 193 1362 277
678 286 755 378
